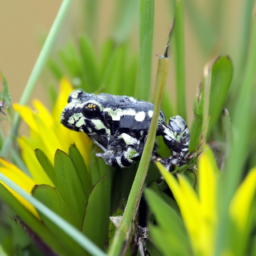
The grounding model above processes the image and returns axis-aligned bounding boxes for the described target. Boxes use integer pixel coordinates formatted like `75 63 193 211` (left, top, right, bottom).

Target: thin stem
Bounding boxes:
0 0 72 157
108 53 169 256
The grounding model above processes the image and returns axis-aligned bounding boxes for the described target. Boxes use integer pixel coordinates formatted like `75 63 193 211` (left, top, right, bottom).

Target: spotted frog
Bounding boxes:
61 90 190 170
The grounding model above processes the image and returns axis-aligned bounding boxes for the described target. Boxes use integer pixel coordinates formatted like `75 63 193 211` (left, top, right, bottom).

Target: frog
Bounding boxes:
61 89 190 170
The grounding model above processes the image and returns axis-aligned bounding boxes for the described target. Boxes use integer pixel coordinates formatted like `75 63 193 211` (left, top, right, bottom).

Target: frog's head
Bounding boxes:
61 90 104 133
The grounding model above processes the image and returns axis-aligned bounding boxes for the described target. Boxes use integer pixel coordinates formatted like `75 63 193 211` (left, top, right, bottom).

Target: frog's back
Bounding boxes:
98 93 166 131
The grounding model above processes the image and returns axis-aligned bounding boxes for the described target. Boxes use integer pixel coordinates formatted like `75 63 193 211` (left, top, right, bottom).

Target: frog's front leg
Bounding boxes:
96 146 140 168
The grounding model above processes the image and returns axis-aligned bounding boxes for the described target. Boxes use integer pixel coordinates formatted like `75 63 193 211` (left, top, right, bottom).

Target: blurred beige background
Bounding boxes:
0 1 242 131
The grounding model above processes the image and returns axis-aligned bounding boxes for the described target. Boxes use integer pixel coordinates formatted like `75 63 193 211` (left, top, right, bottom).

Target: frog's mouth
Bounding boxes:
61 107 80 131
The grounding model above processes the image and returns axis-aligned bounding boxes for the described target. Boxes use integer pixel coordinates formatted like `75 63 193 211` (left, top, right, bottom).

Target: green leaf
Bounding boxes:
173 0 186 120
89 147 103 186
135 0 154 101
149 225 190 256
89 146 113 186
54 149 87 227
32 184 78 227
68 144 92 197
189 83 204 152
144 189 190 247
32 185 86 256
150 182 180 214
207 56 233 138
35 149 56 185
79 35 100 89
82 175 111 251
0 184 67 256
0 173 107 256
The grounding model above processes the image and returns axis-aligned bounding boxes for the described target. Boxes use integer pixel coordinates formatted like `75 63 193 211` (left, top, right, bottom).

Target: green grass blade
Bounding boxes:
231 0 255 101
83 0 99 43
182 0 215 54
215 12 256 256
162 89 175 119
0 173 107 256
108 50 169 256
135 0 154 101
173 0 186 120
0 0 72 158
112 0 140 43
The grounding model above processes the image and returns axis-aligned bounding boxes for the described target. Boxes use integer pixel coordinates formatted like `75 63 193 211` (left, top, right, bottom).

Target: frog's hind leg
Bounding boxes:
159 115 190 171
163 116 189 154
96 146 140 168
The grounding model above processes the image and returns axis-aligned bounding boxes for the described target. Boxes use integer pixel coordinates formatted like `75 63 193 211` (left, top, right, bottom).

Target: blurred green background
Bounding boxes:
0 0 245 128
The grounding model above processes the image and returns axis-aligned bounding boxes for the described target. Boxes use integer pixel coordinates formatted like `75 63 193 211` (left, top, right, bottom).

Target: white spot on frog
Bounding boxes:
148 110 153 118
135 111 146 122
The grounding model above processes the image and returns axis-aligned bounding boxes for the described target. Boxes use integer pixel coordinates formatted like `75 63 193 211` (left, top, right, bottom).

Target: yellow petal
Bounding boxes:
33 116 63 159
198 146 218 232
229 167 256 230
177 174 204 254
13 103 38 132
18 138 54 186
157 162 201 255
52 78 73 122
0 159 40 218
33 100 54 128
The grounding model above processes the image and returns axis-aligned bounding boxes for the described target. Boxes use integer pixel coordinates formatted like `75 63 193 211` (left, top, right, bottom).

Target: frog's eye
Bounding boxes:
82 103 101 118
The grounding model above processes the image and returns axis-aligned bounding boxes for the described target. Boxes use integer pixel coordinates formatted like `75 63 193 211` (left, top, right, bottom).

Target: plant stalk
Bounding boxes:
108 54 169 256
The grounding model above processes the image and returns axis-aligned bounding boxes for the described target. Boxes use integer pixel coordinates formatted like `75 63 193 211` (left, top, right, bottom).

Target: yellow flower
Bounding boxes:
157 145 256 256
13 78 91 183
0 158 40 218
0 78 92 218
